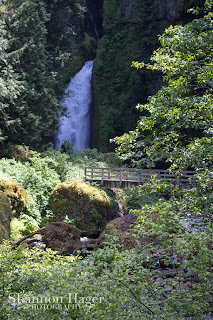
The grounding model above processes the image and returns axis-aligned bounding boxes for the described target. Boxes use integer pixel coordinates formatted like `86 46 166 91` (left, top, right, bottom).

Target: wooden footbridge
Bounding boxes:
84 167 196 188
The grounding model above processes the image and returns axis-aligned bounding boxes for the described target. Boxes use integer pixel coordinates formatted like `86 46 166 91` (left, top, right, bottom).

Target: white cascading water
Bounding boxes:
55 60 94 151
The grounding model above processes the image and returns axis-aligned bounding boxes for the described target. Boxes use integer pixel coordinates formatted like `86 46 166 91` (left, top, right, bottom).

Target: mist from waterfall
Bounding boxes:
55 60 94 151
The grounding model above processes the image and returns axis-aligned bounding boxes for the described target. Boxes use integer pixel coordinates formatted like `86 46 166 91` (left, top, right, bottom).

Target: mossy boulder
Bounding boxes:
96 213 139 249
0 192 12 241
50 179 118 230
0 172 29 216
40 222 82 255
96 212 161 249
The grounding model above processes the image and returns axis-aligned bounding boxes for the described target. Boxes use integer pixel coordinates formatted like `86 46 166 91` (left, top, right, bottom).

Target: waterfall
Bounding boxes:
55 60 94 151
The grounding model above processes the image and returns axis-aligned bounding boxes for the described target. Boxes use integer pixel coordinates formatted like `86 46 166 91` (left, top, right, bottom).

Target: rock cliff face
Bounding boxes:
47 0 98 86
154 0 194 21
85 0 104 40
122 0 132 17
92 0 199 151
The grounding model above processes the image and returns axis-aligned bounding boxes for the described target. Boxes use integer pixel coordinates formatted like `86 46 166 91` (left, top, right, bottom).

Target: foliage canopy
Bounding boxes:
113 1 213 171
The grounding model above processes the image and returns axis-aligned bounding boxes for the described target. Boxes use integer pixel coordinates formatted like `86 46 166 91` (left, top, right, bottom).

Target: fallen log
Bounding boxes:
13 227 45 246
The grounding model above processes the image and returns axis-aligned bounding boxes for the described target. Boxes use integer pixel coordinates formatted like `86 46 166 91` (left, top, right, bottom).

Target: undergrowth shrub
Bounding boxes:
0 147 122 229
0 155 60 224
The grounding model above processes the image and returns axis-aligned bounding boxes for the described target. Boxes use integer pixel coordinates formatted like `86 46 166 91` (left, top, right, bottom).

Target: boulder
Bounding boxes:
0 192 12 241
96 212 160 249
40 222 82 255
96 213 139 249
0 172 29 216
50 179 118 230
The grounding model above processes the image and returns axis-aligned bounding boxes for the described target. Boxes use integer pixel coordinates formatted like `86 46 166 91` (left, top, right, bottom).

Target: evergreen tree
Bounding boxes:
0 0 89 152
3 0 61 149
0 3 23 154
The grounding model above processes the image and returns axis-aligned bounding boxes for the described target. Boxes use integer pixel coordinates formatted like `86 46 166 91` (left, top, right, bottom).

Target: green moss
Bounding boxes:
96 213 138 249
92 0 196 151
57 57 85 85
0 172 30 216
82 33 97 59
51 179 116 230
103 0 122 22
0 192 12 241
92 0 160 151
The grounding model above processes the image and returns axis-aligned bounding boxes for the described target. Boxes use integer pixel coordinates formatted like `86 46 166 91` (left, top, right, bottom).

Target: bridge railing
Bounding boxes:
84 167 196 187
